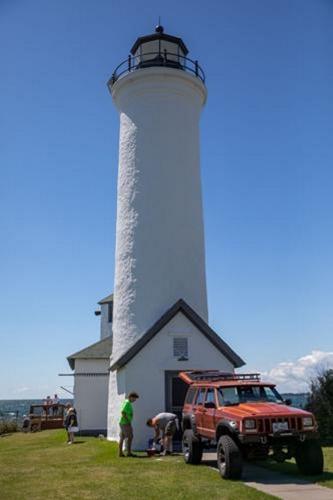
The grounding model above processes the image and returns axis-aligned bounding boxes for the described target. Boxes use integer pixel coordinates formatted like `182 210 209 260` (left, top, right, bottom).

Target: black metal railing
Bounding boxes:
108 51 205 87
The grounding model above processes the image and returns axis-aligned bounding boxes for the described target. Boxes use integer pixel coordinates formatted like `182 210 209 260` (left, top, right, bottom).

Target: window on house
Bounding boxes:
108 302 113 323
173 337 188 358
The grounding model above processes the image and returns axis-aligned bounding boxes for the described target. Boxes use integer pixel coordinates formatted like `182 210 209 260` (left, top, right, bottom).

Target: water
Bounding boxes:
0 399 73 422
0 394 308 423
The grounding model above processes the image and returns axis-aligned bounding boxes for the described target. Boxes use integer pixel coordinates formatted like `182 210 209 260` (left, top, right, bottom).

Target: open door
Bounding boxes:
165 371 188 442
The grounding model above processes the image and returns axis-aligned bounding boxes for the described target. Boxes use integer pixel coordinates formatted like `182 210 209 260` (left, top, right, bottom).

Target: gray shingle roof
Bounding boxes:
110 299 245 371
67 336 112 370
98 293 114 305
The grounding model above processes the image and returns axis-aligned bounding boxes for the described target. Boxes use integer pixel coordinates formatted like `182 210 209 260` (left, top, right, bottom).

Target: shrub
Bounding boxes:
306 369 333 445
0 421 18 435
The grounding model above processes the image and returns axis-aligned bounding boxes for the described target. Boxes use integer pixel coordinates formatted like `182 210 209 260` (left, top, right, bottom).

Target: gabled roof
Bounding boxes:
98 293 114 305
67 336 112 370
110 299 245 371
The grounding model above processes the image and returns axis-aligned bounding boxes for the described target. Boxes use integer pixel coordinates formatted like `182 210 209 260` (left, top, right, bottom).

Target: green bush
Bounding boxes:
307 369 333 445
0 421 18 435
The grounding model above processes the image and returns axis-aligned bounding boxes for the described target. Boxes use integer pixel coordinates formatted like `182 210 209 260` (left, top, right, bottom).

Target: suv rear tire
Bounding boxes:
182 429 203 465
217 435 242 479
295 439 324 475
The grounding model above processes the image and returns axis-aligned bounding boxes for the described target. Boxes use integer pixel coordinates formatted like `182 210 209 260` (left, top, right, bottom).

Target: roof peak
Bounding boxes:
110 299 245 371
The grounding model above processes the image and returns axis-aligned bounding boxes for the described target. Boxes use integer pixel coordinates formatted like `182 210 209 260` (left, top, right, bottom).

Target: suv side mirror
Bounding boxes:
285 398 292 406
204 401 216 409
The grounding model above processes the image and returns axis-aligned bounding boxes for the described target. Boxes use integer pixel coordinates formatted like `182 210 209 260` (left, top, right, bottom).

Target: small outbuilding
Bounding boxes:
108 298 244 449
66 294 114 435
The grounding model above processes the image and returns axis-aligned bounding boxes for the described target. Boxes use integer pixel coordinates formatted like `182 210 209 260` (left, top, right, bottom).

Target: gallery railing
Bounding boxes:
108 51 205 87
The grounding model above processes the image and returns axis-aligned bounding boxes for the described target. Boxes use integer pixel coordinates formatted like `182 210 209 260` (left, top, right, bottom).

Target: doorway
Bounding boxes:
165 371 188 443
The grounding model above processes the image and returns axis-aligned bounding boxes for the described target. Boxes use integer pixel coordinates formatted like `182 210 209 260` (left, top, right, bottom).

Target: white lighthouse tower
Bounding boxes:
107 26 244 448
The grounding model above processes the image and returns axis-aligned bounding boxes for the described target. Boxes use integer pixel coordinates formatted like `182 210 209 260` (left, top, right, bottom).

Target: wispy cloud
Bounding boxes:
259 350 333 393
14 387 31 394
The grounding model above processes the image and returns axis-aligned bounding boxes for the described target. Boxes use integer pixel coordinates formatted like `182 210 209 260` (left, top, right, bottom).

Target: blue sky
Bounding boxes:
0 0 332 398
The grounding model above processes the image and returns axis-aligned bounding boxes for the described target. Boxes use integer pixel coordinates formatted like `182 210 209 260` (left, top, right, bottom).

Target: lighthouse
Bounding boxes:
107 26 244 448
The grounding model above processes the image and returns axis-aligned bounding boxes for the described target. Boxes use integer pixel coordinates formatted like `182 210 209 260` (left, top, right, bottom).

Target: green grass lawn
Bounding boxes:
256 446 333 489
0 430 274 500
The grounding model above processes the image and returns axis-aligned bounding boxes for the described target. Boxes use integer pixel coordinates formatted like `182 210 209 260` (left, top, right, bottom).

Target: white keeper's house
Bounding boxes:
66 25 245 449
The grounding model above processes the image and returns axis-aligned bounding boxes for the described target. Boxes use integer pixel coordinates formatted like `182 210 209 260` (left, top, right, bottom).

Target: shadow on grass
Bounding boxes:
254 459 333 486
0 433 16 438
200 455 333 486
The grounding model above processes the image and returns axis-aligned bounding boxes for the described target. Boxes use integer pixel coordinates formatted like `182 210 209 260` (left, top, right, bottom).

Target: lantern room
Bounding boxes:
130 25 188 69
109 25 205 88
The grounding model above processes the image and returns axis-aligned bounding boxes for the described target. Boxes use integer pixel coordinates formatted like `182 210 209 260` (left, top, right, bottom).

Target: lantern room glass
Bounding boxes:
133 39 186 69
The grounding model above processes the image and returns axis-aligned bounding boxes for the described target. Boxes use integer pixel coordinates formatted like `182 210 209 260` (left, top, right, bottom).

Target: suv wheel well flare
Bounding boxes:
216 424 233 441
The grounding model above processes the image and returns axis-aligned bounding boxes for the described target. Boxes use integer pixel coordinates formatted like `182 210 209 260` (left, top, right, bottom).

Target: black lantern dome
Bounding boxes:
109 26 205 88
130 25 189 67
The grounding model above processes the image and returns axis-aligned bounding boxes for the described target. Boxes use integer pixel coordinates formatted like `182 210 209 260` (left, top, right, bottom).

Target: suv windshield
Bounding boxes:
217 385 283 406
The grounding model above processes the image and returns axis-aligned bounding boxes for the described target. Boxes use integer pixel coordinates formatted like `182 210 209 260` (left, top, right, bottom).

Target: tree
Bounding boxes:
307 369 333 445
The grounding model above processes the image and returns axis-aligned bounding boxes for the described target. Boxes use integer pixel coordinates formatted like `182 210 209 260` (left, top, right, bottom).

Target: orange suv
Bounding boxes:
180 371 323 479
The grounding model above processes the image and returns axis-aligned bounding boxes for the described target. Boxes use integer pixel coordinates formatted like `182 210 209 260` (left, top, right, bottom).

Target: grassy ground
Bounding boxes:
0 430 274 500
256 446 333 489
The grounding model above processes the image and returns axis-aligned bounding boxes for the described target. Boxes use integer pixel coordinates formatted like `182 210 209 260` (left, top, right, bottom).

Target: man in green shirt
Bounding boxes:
119 392 139 457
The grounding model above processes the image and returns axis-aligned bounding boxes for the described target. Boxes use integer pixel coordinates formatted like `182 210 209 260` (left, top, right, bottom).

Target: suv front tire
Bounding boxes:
217 435 243 479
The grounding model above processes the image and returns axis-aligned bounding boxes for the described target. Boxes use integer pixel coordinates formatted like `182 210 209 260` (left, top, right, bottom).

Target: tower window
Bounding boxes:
108 302 113 323
173 337 188 359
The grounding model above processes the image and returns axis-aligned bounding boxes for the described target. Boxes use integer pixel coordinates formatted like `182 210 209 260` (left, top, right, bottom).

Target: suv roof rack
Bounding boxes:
182 370 261 382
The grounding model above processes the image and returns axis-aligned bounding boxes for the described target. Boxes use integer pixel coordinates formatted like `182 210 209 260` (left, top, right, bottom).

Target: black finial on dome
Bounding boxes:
155 24 164 33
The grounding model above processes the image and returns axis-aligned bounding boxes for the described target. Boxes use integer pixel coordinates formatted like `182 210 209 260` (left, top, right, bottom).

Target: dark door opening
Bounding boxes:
165 371 188 443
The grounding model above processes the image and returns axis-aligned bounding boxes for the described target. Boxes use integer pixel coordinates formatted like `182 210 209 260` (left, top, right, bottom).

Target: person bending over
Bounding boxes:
146 412 178 455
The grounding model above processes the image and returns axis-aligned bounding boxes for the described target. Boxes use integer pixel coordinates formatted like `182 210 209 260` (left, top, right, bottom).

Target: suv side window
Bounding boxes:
185 387 197 405
195 387 206 406
205 388 216 406
217 387 239 406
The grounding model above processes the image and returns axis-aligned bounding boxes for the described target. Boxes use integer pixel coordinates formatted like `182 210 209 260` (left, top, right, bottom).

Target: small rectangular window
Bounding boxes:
173 337 188 358
108 302 113 323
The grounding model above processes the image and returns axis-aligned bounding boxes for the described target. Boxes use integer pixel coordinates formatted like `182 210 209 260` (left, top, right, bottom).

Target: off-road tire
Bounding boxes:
217 435 242 479
182 429 203 465
295 439 324 475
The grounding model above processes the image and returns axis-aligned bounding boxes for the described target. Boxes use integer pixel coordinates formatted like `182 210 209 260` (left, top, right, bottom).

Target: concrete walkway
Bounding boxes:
202 453 333 500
